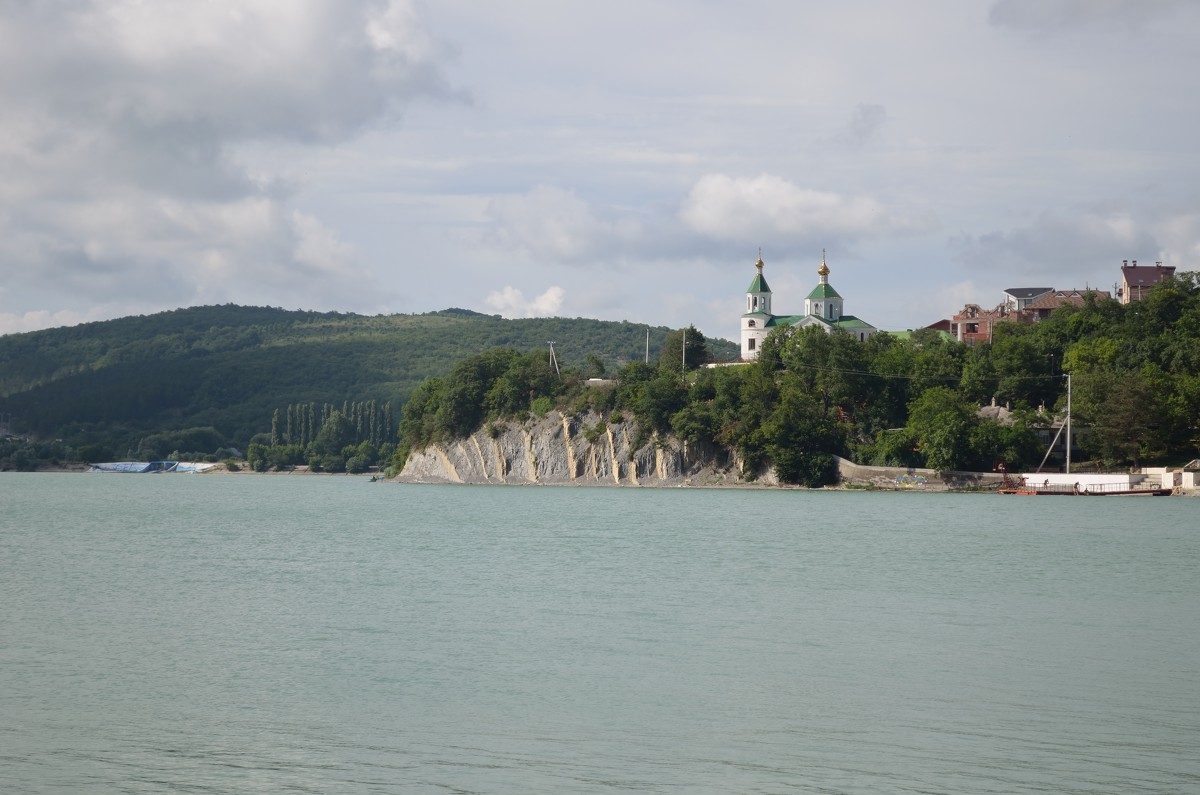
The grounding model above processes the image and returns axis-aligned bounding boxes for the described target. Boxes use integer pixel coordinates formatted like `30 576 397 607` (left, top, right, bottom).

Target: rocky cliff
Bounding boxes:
394 410 1006 490
394 411 762 486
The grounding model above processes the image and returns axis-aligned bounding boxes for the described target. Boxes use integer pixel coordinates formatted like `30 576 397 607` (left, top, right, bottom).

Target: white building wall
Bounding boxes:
741 316 768 360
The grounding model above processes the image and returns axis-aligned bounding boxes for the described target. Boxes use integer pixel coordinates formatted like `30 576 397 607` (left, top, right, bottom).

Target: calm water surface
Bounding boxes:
2 473 1198 793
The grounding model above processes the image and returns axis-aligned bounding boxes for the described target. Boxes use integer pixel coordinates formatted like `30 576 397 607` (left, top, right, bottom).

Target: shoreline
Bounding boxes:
15 462 1200 496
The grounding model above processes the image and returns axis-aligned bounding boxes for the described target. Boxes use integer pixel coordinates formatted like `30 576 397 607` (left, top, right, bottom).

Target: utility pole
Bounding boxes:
645 328 649 364
1065 372 1072 474
548 341 559 376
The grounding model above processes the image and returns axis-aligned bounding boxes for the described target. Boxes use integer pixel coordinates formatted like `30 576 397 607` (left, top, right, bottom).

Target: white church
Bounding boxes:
741 252 879 360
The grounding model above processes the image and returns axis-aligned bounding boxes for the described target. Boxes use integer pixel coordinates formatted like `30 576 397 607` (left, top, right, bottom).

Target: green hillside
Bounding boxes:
0 305 738 456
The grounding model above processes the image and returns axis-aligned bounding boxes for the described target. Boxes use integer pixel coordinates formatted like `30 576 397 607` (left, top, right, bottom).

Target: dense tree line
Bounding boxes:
246 400 395 473
394 277 1200 486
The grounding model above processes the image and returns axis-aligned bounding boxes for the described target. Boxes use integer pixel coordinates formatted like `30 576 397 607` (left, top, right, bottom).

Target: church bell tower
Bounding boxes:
804 250 843 322
741 254 772 360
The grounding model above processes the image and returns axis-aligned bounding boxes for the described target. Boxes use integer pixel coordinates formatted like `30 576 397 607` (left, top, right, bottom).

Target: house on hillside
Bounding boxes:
923 318 953 335
741 253 879 360
1023 288 1112 322
949 303 1020 344
1003 287 1053 312
949 285 1110 343
1118 260 1175 304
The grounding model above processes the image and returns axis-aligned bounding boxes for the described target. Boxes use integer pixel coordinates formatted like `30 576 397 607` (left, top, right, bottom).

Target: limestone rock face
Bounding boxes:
396 411 744 486
394 415 1007 490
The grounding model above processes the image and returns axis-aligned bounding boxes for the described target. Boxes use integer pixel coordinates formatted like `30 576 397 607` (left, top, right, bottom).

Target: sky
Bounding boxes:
2 0 1199 343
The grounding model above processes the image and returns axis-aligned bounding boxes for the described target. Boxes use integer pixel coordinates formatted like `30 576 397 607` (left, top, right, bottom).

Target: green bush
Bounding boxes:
583 421 607 443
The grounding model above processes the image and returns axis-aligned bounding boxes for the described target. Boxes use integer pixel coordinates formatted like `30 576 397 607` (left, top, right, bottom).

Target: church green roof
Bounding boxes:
806 283 841 300
769 315 877 332
746 272 771 294
828 316 874 330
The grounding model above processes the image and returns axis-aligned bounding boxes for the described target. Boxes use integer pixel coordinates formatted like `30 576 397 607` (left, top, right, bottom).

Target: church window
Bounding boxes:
748 338 756 350
748 320 756 327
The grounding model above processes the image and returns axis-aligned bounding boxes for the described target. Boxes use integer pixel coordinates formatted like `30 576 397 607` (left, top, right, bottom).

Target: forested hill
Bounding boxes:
0 304 737 450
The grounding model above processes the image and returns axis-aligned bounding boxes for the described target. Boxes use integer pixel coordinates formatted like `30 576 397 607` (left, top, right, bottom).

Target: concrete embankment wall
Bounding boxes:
835 456 1005 491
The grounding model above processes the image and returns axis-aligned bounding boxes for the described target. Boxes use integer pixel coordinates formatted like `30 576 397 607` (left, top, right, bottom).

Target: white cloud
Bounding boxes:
486 187 600 261
679 174 932 245
292 212 358 276
484 186 639 262
0 190 381 314
485 285 566 318
367 0 441 64
0 0 453 324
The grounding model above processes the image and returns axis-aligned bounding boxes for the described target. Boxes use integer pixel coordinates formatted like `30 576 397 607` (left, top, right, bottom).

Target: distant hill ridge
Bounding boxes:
0 304 737 449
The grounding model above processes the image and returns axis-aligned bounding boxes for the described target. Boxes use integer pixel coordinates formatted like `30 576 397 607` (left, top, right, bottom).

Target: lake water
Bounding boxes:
2 473 1198 794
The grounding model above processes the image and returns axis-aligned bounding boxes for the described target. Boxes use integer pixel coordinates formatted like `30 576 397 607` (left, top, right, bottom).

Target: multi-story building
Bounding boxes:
949 287 1110 343
1118 260 1175 304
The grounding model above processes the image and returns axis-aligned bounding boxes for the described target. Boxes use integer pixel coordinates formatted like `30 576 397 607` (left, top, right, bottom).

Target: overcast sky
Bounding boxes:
2 0 1198 342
